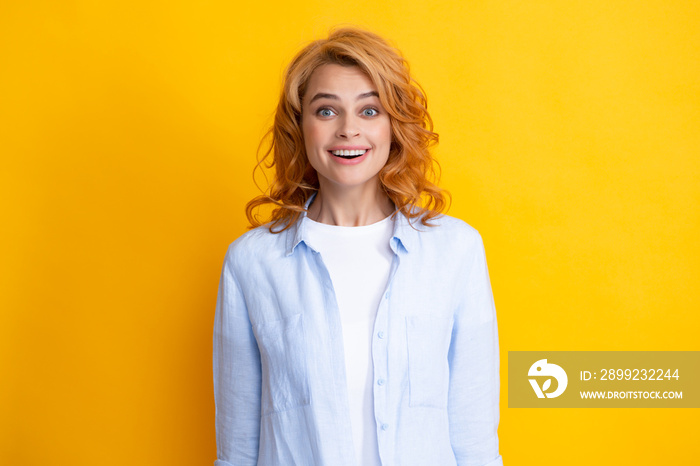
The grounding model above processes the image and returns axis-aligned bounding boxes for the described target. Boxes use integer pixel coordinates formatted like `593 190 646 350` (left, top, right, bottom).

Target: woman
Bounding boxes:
213 27 503 466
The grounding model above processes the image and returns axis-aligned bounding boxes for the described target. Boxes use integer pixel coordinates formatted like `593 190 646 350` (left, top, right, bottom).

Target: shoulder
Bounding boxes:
223 223 289 272
412 212 485 253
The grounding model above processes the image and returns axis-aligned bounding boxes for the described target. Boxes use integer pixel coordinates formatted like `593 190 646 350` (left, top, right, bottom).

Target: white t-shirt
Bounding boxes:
305 214 394 466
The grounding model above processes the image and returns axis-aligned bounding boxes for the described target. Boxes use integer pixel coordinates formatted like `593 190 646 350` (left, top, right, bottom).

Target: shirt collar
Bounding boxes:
285 192 423 256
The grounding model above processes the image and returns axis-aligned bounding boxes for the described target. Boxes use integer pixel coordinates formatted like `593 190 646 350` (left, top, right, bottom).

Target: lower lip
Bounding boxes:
328 149 370 165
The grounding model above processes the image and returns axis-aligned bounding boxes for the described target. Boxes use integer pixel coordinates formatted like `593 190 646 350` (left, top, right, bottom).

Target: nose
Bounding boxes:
336 114 360 139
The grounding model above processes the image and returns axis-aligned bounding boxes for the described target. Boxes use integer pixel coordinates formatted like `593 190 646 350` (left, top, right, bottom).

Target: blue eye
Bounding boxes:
363 108 379 117
317 108 335 117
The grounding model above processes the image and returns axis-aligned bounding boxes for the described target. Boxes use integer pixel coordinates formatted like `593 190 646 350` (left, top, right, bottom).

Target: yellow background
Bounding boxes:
1 1 697 464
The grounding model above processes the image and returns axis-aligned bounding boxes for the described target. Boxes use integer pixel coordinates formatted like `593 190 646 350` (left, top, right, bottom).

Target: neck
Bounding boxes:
307 180 394 227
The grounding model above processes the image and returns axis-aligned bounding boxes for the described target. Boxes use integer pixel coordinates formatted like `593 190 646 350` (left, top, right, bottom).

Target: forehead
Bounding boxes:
304 64 377 100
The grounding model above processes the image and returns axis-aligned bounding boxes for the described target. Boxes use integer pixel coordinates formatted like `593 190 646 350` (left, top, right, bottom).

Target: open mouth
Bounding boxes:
329 149 369 159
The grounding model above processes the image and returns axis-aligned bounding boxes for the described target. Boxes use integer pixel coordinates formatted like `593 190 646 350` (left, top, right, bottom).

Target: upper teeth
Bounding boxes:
332 149 367 156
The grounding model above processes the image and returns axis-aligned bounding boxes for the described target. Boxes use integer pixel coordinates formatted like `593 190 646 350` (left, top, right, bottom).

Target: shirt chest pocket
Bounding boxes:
255 313 310 416
405 315 454 409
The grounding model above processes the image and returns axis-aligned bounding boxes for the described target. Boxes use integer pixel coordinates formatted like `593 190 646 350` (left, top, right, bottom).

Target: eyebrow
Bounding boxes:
308 91 379 105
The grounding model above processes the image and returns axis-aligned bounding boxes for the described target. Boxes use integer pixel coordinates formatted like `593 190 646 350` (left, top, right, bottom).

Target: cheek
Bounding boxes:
302 121 326 148
372 119 392 147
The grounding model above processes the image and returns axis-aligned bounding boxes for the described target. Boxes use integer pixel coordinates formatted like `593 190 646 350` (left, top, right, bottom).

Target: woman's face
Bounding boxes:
301 64 392 194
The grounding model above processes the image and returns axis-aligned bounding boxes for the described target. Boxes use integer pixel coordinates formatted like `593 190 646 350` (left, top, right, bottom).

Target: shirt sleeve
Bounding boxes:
213 246 262 466
447 232 503 466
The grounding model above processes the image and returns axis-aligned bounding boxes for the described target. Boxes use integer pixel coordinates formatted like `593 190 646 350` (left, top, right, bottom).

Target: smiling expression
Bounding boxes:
301 64 392 193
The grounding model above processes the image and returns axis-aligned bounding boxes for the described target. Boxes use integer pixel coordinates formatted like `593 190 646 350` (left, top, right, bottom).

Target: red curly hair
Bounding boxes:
246 26 449 232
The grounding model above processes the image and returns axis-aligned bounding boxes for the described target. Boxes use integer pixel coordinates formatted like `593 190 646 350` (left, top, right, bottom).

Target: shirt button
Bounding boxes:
384 291 389 299
381 423 389 431
377 331 385 339
377 378 385 386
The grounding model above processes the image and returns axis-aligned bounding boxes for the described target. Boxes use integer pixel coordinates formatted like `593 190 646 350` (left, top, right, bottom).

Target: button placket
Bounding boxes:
373 251 400 461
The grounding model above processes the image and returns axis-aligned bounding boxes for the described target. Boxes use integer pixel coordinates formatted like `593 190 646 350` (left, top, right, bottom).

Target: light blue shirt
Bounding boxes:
213 201 503 466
